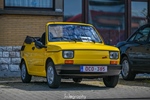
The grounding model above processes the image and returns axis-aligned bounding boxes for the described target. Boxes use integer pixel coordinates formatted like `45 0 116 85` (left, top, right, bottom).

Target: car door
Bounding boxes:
144 34 150 70
29 33 46 75
31 44 46 74
32 33 46 75
126 24 150 71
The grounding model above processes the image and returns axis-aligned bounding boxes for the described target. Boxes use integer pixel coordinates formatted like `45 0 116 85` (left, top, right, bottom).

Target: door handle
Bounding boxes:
32 47 35 50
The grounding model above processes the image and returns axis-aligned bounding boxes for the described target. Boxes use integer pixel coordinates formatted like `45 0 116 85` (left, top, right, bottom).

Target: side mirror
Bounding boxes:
35 41 47 48
24 36 34 44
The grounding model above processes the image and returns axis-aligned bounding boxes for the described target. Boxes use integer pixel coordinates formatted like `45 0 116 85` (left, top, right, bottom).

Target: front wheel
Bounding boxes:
121 57 136 80
103 75 119 88
20 61 32 83
46 61 61 88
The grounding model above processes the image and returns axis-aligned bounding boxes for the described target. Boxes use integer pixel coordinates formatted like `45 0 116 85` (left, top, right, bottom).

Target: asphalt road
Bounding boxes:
0 76 150 100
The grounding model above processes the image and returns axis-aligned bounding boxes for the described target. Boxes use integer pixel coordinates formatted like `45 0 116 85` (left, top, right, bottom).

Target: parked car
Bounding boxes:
117 24 150 80
20 22 121 88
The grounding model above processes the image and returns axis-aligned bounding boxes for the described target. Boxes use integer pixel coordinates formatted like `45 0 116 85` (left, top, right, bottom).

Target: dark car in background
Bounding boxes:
117 24 150 80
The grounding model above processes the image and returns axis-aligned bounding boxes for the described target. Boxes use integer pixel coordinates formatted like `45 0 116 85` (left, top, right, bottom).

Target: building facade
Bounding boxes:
64 0 150 45
0 0 149 77
0 0 63 77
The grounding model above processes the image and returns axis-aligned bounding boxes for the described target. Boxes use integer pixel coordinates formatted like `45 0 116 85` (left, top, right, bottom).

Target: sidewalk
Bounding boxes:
0 76 150 100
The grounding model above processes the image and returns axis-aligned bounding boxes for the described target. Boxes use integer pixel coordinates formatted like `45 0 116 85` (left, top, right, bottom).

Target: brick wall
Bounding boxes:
0 0 63 77
0 0 4 9
0 14 63 77
0 14 63 46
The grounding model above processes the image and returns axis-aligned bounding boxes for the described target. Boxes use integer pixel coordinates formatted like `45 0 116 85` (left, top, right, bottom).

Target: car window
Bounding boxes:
48 24 102 43
128 26 150 42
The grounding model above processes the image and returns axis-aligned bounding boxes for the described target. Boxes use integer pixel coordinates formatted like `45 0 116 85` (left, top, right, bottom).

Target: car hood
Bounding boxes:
47 42 119 51
116 41 127 48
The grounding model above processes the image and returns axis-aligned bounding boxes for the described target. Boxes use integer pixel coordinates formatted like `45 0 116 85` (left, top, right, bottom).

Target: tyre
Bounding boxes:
46 61 61 88
121 57 136 80
73 78 82 83
103 75 119 88
20 61 32 83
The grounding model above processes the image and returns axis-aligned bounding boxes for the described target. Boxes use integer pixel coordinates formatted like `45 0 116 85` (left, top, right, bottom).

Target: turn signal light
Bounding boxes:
65 60 74 64
110 61 118 65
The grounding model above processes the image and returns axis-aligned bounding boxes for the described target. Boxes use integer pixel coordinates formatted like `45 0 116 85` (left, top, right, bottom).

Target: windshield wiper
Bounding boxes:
70 38 81 42
91 40 95 43
51 37 71 41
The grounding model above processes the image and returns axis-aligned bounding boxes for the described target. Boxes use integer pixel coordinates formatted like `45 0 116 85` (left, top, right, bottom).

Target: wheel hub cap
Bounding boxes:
21 64 26 79
122 60 129 77
47 66 54 84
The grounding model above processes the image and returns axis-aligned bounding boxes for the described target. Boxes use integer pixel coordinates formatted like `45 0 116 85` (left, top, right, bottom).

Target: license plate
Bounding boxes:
80 66 107 72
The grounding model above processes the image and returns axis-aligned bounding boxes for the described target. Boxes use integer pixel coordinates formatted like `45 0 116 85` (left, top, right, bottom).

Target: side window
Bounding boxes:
135 27 150 42
134 32 145 41
129 26 150 42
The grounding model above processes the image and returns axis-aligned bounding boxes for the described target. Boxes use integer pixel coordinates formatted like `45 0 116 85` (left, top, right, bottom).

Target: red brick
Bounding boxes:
0 14 63 46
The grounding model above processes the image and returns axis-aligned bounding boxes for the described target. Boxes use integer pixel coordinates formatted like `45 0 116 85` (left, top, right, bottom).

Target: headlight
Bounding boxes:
63 51 74 59
109 51 119 59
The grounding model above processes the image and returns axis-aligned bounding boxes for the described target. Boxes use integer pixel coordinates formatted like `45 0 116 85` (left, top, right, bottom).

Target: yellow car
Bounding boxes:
20 22 121 88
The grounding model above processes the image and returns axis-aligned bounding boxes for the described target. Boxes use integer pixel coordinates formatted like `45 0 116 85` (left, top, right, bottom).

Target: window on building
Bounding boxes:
88 0 125 45
131 1 147 34
5 0 53 9
64 0 82 22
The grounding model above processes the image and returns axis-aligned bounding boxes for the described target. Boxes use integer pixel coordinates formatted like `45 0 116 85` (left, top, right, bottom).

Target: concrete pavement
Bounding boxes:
0 77 150 100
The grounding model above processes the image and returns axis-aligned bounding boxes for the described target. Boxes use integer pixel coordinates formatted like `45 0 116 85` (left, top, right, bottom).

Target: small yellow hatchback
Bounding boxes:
20 22 121 88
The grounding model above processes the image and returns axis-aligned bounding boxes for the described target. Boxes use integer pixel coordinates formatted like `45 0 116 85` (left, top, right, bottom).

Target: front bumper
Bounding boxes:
55 64 121 78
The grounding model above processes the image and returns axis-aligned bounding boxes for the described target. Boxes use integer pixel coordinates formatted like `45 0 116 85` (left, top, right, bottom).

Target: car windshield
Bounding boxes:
48 24 102 43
